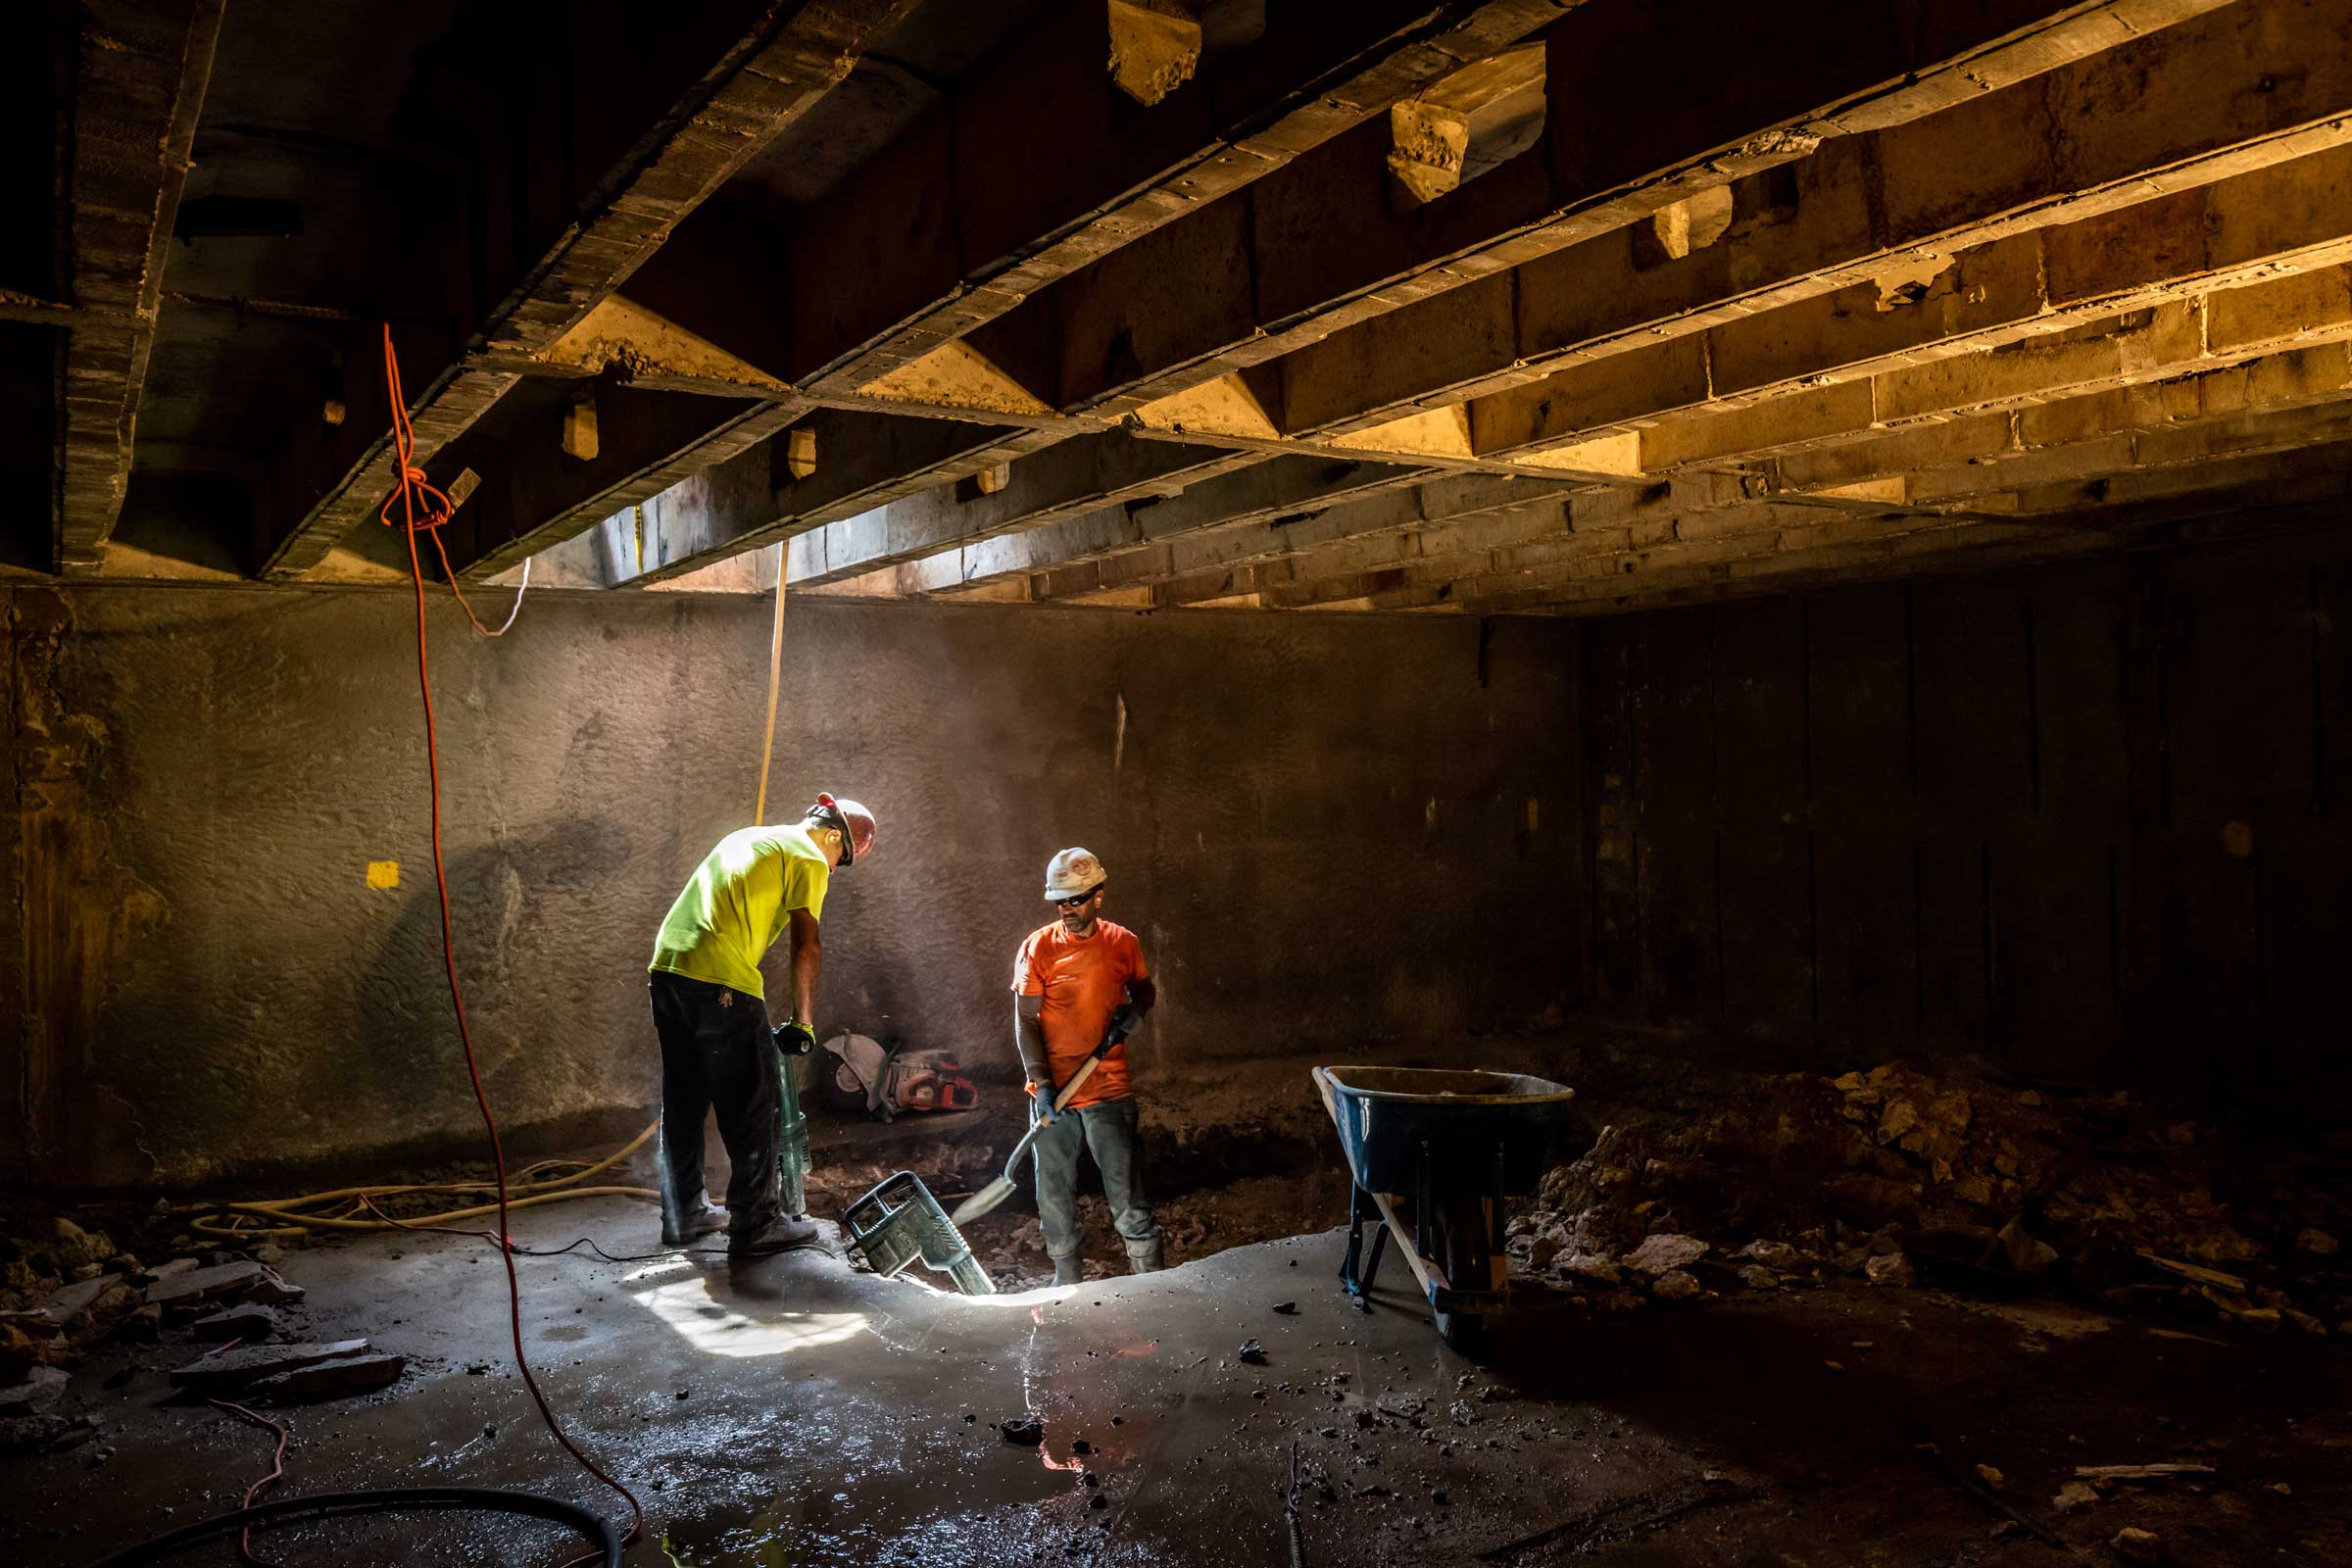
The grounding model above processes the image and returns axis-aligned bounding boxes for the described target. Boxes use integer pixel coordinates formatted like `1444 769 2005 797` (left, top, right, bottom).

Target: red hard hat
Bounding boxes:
812 793 877 867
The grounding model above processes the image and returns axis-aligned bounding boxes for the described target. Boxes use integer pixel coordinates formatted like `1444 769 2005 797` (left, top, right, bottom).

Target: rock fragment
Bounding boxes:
250 1351 405 1401
1237 1339 1268 1365
170 1340 372 1395
1651 1269 1700 1301
1624 1235 1707 1278
2110 1526 2163 1564
999 1412 1044 1446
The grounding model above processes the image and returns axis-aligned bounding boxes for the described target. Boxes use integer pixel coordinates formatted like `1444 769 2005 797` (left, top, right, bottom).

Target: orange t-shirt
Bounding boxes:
1012 919 1149 1109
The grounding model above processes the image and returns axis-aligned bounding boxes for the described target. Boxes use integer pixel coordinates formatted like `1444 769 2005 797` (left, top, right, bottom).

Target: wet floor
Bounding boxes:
7 1197 2347 1565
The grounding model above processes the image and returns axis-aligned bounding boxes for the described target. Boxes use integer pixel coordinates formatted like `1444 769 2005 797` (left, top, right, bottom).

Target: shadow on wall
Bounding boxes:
347 813 649 1150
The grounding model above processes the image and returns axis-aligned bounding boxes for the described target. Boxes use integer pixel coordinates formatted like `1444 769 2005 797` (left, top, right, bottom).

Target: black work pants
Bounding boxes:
650 970 781 1238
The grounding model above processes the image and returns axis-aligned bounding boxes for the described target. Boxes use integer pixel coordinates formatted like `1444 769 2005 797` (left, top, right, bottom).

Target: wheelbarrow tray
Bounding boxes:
1312 1065 1576 1325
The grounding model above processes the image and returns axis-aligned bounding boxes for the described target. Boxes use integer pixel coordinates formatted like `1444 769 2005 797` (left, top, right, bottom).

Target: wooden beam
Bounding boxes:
786 433 1251 586
253 0 917 581
560 0 1571 406
55 0 223 572
437 390 802 583
1446 146 2352 466
1079 0 2227 429
895 454 1428 595
615 409 1030 587
1256 0 2352 442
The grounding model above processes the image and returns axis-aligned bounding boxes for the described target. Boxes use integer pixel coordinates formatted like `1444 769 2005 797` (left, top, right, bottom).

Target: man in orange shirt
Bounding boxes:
1012 848 1159 1286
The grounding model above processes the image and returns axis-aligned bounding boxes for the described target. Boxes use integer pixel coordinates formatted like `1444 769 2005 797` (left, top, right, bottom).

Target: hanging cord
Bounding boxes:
378 324 642 1565
753 543 788 821
374 345 528 639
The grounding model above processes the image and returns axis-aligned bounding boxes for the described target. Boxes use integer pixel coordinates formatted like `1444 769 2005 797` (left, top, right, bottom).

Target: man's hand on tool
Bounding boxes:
1109 1001 1143 1037
1031 1082 1057 1123
774 1020 817 1056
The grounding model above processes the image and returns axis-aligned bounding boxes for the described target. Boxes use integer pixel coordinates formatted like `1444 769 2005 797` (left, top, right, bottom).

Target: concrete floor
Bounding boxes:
6 1197 2347 1566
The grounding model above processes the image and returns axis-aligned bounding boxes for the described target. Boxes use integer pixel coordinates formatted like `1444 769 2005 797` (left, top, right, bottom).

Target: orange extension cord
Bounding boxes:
379 324 644 1562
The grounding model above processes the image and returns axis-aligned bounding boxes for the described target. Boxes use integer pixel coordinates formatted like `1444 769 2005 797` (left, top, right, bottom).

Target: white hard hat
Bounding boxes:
1044 848 1106 901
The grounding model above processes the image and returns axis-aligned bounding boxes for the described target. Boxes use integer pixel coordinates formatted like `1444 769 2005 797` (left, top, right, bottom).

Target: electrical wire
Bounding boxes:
378 323 642 1564
80 1488 619 1568
208 1399 289 1567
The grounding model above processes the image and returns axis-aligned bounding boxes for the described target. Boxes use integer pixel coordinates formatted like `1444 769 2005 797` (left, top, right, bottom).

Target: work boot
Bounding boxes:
661 1197 727 1249
729 1214 820 1257
1052 1253 1084 1287
1128 1242 1163 1275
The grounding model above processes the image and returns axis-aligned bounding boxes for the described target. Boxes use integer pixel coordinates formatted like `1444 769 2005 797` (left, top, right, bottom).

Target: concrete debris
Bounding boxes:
170 1339 372 1395
1651 1269 1700 1301
189 1303 281 1343
143 1261 305 1313
1271 1301 1298 1314
250 1350 405 1401
2111 1526 2164 1563
1625 1234 1708 1277
0 1366 70 1416
1975 1464 2005 1491
40 1277 133 1344
2052 1481 2101 1512
50 1219 117 1275
1502 1058 2350 1328
1237 1339 1268 1365
1865 1252 1916 1288
999 1412 1044 1446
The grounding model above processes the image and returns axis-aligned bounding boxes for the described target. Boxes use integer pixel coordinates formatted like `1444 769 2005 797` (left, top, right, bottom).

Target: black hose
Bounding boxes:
81 1486 620 1567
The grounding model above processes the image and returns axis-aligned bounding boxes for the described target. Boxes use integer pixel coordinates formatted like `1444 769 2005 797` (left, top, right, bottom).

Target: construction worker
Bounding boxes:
649 794 877 1255
1012 848 1160 1285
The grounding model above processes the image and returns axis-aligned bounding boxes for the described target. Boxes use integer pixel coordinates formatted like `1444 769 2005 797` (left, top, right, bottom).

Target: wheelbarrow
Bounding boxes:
1312 1065 1578 1349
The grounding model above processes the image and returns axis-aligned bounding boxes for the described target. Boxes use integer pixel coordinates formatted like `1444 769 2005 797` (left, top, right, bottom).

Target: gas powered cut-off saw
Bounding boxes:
819 1031 978 1120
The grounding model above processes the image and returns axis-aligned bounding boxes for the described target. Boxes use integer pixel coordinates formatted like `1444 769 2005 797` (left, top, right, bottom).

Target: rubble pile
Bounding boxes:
1506 1062 2352 1332
0 1209 396 1454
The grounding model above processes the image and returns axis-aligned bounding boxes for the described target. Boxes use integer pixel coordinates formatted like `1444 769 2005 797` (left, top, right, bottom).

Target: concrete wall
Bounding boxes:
1576 529 2351 1097
0 586 1581 1188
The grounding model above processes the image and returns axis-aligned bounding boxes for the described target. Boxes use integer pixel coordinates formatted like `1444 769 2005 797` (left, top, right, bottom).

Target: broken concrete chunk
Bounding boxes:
2296 1228 2339 1256
1270 1301 1298 1315
2110 1526 2163 1564
189 1304 281 1344
39 1277 131 1343
1865 1252 1916 1289
1741 1240 1802 1271
1651 1269 1700 1301
142 1262 304 1314
1624 1234 1707 1278
1974 1464 2005 1491
2051 1481 2100 1513
50 1219 116 1273
999 1412 1044 1446
0 1366 71 1416
2074 1463 2216 1484
1237 1339 1268 1365
1738 1265 1779 1290
250 1351 405 1401
170 1340 370 1395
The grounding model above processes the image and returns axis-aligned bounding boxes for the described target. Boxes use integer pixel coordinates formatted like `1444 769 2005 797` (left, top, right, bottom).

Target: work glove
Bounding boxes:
1030 1083 1057 1124
773 1020 817 1056
1108 1002 1143 1037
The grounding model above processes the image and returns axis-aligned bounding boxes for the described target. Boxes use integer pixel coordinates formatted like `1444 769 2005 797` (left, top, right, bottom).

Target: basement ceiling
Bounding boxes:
16 0 2352 615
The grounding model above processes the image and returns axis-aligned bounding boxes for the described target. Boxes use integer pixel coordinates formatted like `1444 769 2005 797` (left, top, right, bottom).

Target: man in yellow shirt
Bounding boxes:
650 794 876 1255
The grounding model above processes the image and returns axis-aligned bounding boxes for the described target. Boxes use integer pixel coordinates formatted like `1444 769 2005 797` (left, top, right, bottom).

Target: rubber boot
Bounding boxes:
1128 1242 1163 1275
1052 1253 1084 1287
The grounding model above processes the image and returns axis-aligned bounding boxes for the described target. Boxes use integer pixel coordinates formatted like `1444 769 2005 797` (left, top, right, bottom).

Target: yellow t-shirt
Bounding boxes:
648 826 830 1000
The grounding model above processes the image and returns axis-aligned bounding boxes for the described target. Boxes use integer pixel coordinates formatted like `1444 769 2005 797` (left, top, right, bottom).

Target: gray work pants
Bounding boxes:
1031 1096 1159 1263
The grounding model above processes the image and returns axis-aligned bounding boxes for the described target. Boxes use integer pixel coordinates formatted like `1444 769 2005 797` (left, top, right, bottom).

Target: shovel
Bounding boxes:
951 1019 1130 1226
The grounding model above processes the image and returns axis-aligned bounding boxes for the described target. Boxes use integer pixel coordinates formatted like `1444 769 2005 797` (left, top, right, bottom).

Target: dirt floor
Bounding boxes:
7 1028 2349 1564
3 1193 2348 1567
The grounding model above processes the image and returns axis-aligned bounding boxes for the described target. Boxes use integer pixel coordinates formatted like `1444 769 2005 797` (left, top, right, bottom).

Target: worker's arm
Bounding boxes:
786 906 821 1028
1013 995 1055 1117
